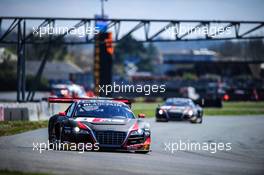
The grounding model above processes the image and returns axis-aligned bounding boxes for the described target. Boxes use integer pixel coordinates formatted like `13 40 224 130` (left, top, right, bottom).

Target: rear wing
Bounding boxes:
47 97 132 108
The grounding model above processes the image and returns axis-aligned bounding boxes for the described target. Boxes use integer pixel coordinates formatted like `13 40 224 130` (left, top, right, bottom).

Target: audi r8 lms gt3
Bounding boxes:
48 98 151 153
156 98 203 123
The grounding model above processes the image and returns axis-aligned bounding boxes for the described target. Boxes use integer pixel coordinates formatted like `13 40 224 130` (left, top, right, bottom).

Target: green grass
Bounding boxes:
132 102 159 117
132 101 264 117
0 120 48 137
0 170 49 175
204 102 264 116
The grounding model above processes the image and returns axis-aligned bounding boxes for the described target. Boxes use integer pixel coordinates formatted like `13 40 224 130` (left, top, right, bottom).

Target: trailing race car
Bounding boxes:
48 97 151 153
156 98 203 123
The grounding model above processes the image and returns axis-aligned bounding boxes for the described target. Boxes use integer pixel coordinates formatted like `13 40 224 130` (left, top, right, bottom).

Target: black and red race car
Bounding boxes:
48 97 151 153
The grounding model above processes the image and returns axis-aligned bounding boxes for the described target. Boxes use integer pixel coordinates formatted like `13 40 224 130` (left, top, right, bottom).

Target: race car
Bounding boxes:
50 84 89 98
156 98 203 123
48 97 151 153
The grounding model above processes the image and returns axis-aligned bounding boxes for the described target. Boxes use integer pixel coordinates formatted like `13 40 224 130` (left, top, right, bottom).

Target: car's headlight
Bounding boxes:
188 110 194 116
73 127 89 134
130 128 144 136
74 127 80 132
184 108 194 116
144 130 150 137
158 109 164 115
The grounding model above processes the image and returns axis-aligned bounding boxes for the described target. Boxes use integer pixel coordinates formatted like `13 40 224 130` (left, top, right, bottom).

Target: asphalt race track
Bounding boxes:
0 116 264 175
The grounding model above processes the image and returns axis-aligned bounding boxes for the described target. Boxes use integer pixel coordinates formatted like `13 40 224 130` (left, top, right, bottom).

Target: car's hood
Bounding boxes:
75 117 137 132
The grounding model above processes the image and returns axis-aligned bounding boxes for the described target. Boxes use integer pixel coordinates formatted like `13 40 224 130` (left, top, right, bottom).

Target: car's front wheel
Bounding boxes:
195 117 203 124
190 116 203 124
49 124 65 150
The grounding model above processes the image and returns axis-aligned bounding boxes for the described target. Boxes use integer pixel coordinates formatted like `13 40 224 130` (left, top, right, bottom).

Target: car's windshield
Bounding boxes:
75 102 135 119
165 99 190 106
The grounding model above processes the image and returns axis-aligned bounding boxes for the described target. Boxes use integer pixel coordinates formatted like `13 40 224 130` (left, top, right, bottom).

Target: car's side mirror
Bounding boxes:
58 111 66 116
138 113 145 118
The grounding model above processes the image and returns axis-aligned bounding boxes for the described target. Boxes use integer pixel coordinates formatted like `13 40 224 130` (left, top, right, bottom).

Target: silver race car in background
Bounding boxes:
156 98 203 123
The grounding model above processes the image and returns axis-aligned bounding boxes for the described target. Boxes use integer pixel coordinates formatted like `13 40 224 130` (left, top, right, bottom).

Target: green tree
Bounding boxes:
114 36 159 73
140 43 159 72
114 36 146 63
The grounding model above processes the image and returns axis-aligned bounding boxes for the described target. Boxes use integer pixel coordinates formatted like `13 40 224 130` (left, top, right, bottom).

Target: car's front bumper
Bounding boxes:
156 109 193 121
63 129 151 151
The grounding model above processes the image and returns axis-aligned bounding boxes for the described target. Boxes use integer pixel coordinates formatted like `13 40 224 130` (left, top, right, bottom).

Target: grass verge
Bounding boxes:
0 120 48 137
0 170 49 175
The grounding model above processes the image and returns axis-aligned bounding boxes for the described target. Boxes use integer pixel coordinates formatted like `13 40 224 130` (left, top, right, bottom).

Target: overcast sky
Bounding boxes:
0 0 264 21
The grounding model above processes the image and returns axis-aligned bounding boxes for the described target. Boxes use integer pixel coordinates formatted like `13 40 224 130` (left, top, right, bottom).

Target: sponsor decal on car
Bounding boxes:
75 117 126 123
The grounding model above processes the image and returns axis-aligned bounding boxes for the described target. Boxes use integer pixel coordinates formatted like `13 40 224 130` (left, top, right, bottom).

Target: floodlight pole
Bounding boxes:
100 0 107 17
